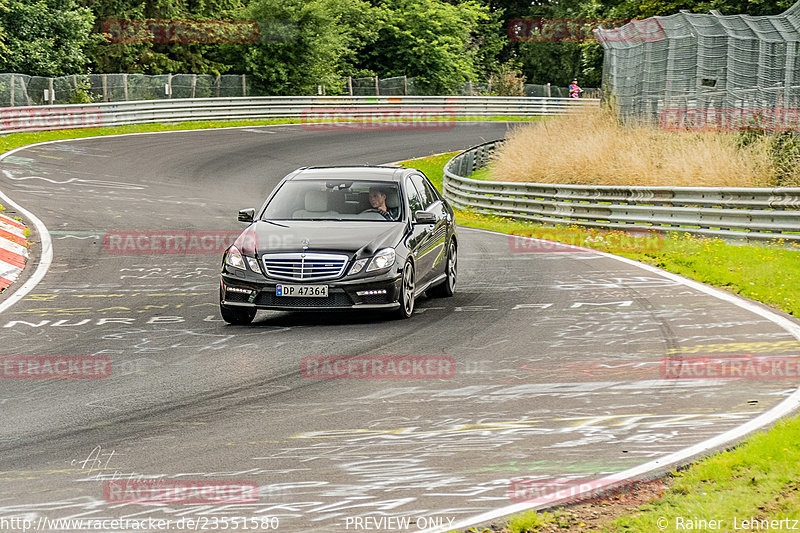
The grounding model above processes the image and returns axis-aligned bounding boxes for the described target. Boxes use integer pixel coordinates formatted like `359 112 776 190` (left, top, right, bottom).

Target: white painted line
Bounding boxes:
422 226 800 533
0 145 53 313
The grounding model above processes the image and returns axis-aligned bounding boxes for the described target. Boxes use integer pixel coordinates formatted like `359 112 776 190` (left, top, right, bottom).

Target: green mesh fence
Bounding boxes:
595 2 800 127
0 72 596 107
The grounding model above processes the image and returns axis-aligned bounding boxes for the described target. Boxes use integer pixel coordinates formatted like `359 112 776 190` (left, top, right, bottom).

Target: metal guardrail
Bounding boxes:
443 140 800 242
0 96 599 134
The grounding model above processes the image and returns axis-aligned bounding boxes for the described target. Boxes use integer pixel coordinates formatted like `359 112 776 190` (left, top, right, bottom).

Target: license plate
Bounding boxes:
276 284 328 297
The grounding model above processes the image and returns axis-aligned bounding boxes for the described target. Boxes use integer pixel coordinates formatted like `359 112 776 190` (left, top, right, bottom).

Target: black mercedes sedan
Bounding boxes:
219 166 457 324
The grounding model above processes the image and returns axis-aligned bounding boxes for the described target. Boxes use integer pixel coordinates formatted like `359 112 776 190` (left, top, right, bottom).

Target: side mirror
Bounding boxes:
413 211 436 225
238 208 255 223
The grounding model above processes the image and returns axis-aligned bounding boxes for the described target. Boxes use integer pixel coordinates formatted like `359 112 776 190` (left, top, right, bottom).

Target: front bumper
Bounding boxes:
220 264 402 312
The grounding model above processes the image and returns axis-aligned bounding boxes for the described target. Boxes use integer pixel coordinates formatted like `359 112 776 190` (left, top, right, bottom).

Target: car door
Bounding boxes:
410 174 448 282
404 177 435 286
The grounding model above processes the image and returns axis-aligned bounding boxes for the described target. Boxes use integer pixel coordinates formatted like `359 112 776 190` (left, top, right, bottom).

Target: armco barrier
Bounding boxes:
443 140 800 242
0 96 598 134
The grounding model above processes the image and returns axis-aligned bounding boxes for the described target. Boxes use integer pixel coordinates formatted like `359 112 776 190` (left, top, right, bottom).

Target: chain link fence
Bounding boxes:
0 73 251 106
595 3 800 127
0 72 598 107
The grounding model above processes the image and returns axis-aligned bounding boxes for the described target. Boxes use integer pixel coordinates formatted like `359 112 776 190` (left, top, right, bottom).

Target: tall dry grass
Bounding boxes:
491 110 781 187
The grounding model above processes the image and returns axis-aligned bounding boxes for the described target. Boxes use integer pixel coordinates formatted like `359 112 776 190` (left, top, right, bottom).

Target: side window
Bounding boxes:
411 175 439 209
405 178 424 215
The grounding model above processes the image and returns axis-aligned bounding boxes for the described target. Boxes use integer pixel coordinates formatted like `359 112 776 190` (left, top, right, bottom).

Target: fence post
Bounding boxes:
72 75 77 90
167 74 172 99
216 75 221 97
374 75 379 96
48 77 55 104
242 74 246 97
547 82 551 97
403 75 407 96
348 76 353 96
191 74 197 98
10 74 14 107
123 74 128 101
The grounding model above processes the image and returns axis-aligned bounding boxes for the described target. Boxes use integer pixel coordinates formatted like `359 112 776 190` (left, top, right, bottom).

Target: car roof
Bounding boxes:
286 166 414 182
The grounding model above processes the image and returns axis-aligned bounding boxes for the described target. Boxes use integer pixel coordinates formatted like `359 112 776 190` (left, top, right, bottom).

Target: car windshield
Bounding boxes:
261 179 404 222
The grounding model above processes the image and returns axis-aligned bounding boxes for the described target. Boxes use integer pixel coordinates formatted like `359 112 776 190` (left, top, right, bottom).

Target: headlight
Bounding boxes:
366 248 396 272
225 246 245 270
348 258 369 276
246 257 260 272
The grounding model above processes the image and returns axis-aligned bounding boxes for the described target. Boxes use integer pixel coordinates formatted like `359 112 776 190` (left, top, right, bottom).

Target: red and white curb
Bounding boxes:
0 212 28 291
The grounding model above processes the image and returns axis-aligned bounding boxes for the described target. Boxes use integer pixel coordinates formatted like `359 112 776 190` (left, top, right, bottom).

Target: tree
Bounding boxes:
83 0 246 74
490 62 525 96
232 0 378 95
360 0 498 94
0 0 97 76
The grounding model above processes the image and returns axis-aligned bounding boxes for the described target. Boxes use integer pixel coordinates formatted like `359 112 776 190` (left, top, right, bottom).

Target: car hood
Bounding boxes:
240 220 407 257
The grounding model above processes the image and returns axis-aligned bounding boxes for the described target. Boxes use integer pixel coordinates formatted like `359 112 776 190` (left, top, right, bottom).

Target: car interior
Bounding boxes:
290 185 402 221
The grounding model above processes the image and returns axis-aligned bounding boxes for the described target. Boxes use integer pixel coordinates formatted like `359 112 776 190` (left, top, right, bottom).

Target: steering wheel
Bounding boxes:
361 208 393 220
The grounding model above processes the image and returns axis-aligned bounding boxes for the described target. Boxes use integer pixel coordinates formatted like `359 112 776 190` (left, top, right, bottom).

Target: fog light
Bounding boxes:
356 289 387 296
227 287 254 294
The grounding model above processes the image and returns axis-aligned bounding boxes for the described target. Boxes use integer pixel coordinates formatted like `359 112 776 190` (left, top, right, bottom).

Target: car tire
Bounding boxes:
428 240 456 298
396 261 416 319
220 303 256 325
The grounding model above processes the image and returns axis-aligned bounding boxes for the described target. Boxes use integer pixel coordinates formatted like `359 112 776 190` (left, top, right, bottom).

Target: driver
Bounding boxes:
364 187 398 220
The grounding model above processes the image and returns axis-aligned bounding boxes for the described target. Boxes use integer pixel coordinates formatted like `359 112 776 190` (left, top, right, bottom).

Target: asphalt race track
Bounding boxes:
1 123 800 532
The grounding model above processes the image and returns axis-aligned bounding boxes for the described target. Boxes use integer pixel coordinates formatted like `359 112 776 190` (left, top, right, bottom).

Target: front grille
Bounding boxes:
255 291 353 308
261 253 349 281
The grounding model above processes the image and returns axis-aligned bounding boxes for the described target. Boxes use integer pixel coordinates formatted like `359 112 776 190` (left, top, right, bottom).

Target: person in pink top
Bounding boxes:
569 79 583 98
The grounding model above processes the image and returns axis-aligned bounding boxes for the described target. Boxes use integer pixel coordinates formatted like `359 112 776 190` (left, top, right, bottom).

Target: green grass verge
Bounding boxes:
400 152 800 533
401 155 800 318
